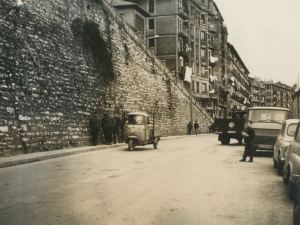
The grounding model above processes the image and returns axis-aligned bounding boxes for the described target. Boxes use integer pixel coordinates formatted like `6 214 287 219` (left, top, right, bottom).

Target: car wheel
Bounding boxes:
283 166 290 184
294 199 300 225
277 154 283 175
153 137 159 149
128 139 134 151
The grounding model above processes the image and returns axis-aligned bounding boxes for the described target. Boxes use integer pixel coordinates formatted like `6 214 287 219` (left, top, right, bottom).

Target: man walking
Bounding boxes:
194 120 199 135
101 113 115 145
239 121 256 162
113 112 121 144
89 112 100 146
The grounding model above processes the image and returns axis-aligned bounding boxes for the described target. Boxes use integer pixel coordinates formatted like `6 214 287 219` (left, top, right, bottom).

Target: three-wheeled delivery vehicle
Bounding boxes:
124 112 160 151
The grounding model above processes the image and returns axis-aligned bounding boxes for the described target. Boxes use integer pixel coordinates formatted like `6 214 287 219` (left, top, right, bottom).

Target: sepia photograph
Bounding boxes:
1 0 300 224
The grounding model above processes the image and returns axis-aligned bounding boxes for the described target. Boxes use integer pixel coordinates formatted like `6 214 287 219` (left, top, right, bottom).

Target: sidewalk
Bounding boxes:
0 135 190 168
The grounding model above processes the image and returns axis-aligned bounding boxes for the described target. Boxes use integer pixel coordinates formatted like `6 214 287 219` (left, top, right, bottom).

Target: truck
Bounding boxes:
214 110 247 145
247 107 291 151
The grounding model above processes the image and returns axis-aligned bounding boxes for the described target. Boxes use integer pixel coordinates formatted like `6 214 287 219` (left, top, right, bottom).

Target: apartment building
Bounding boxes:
249 77 266 107
113 0 229 118
264 80 294 108
112 0 151 41
226 43 251 114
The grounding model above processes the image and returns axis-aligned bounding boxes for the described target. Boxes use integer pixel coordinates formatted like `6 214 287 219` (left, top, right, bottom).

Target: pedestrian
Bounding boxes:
187 121 193 135
89 112 100 146
120 112 126 143
239 120 256 162
194 120 199 135
208 121 213 134
101 113 115 145
113 112 121 144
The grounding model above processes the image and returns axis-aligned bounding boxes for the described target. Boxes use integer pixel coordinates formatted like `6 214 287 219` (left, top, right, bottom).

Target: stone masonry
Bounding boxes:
0 0 212 157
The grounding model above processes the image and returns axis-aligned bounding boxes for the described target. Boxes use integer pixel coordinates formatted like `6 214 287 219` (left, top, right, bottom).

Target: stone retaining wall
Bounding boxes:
0 0 212 156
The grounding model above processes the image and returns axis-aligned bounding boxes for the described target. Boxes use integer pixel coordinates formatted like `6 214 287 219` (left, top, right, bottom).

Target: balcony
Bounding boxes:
201 58 207 66
208 23 218 32
200 91 209 98
178 7 188 19
239 88 249 98
178 27 188 38
209 56 218 66
146 29 155 37
201 39 207 46
201 72 208 78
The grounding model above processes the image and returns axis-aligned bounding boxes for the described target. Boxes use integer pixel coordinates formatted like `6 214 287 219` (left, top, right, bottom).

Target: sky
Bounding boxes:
213 0 300 87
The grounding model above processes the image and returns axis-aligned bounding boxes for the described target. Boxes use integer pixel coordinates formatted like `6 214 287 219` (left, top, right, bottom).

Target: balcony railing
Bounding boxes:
178 27 188 38
178 7 188 19
146 29 155 36
239 88 249 98
208 23 218 32
201 73 208 78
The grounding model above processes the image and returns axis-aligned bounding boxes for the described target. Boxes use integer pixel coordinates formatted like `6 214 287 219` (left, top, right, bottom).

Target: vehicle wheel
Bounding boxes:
277 154 283 175
221 138 230 145
153 137 159 149
225 139 230 145
273 159 277 168
283 167 290 184
294 199 300 225
238 138 243 145
128 139 134 151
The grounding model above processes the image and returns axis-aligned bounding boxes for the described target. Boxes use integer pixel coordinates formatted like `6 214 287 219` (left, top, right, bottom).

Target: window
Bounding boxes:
196 82 200 93
135 14 144 35
201 49 206 58
201 0 205 3
192 81 195 91
126 115 145 125
149 19 154 30
202 83 207 92
149 0 154 13
201 14 206 24
200 32 206 40
149 38 155 48
295 125 300 143
287 123 297 137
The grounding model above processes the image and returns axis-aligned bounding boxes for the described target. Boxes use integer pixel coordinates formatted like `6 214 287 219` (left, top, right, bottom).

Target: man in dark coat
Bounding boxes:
240 121 256 162
187 121 193 135
101 113 115 145
113 112 121 144
194 120 199 135
89 112 100 146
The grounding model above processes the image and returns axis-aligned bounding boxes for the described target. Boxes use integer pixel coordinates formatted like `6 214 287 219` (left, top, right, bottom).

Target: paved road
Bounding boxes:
0 134 293 225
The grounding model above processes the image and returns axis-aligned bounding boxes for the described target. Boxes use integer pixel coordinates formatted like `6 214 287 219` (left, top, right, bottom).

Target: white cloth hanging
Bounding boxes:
184 66 192 83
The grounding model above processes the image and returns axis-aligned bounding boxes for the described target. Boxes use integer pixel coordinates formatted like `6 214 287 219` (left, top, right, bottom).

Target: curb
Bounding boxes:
0 135 197 168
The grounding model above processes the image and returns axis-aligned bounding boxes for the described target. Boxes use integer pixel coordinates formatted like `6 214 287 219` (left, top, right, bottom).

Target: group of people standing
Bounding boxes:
89 112 124 146
187 121 199 135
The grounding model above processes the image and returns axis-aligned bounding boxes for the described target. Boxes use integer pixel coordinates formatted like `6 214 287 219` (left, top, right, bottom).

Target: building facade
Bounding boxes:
226 43 251 115
264 80 294 108
113 0 255 119
249 77 266 107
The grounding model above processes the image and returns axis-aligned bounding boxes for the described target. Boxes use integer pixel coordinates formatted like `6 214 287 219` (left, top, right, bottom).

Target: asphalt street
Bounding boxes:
0 134 294 225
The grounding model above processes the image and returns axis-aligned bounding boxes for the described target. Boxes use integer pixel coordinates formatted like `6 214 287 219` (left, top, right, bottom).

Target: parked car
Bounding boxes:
273 119 298 175
283 120 300 200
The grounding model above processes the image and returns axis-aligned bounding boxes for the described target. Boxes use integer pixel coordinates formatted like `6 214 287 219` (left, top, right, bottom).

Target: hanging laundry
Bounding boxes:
184 66 192 83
